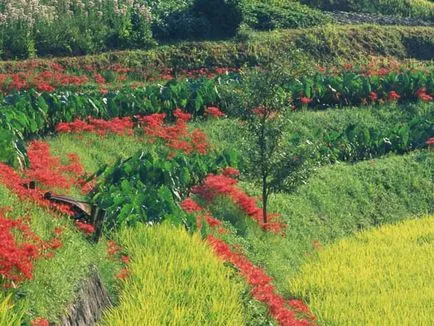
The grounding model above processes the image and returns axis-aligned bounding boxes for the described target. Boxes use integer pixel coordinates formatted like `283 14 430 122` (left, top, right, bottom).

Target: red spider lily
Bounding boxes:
180 198 203 213
207 235 316 325
107 240 122 256
425 137 434 146
121 255 130 264
416 88 433 102
0 163 74 216
368 91 378 101
192 173 286 233
205 106 225 118
94 73 106 84
221 167 240 177
36 82 55 92
387 91 400 101
75 221 95 235
31 318 50 326
116 268 129 280
0 210 62 285
300 97 312 105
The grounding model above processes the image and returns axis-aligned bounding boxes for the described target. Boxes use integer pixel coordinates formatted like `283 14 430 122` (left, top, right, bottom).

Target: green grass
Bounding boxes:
208 151 434 293
0 184 122 323
47 133 146 174
289 215 434 325
100 223 247 325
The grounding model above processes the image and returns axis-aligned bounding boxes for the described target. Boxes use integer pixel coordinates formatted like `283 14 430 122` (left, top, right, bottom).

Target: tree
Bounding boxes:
236 64 312 224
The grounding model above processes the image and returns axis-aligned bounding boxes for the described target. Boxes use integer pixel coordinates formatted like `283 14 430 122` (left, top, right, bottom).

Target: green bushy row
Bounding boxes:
304 0 434 21
201 102 434 168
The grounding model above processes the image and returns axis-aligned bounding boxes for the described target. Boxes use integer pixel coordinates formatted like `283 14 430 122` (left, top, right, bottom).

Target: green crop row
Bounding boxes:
1 66 433 166
100 223 247 325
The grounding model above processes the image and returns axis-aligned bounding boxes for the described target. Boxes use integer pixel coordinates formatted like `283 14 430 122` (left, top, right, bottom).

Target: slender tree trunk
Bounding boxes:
262 175 267 224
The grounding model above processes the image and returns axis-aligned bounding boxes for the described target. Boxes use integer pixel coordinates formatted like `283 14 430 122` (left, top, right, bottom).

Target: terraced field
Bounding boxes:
0 1 433 325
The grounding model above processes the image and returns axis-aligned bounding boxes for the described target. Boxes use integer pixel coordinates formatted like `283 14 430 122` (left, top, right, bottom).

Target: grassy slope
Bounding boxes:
289 215 434 325
1 25 433 72
210 151 433 293
0 184 121 323
101 224 247 325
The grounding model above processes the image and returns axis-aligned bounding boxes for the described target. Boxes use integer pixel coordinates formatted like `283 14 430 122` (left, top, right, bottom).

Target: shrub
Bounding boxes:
0 0 154 59
242 1 332 30
101 223 246 325
289 216 434 325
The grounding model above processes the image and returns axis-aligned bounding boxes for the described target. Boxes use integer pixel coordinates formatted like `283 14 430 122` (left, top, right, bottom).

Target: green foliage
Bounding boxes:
0 1 155 60
101 223 247 325
91 147 237 231
289 216 434 325
242 1 332 30
193 0 243 38
304 0 434 21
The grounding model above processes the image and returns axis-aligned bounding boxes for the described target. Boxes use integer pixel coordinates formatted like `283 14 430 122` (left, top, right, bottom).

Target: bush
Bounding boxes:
242 1 332 30
192 0 243 38
101 223 247 325
0 0 155 59
289 216 434 325
304 0 434 21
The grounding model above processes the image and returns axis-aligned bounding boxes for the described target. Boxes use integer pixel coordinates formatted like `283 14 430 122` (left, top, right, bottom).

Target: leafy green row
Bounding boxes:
1 67 433 165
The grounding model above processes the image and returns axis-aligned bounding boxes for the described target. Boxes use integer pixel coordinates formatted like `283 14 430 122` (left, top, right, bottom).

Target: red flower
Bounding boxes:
116 268 129 280
74 221 95 235
387 91 400 101
31 318 50 326
180 198 203 213
368 91 378 102
221 167 240 177
425 137 434 145
300 97 312 105
205 106 225 118
121 255 130 264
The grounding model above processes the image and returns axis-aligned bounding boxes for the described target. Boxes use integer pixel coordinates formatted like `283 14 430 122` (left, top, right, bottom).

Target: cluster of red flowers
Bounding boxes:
0 209 63 286
26 141 84 190
139 109 209 157
388 91 401 101
205 106 225 118
191 170 285 233
0 163 73 215
56 117 134 136
31 317 50 326
416 88 434 102
207 235 316 326
74 221 95 235
107 240 130 280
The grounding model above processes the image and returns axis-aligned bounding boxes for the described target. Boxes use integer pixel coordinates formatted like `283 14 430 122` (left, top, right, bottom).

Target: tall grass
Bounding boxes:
0 294 24 326
289 215 434 325
101 223 246 325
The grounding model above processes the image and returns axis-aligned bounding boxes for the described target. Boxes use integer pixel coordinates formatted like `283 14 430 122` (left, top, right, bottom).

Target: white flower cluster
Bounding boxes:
0 0 151 27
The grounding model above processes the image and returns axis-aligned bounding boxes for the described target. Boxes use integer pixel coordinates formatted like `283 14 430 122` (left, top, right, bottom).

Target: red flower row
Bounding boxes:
191 171 286 233
0 209 63 286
